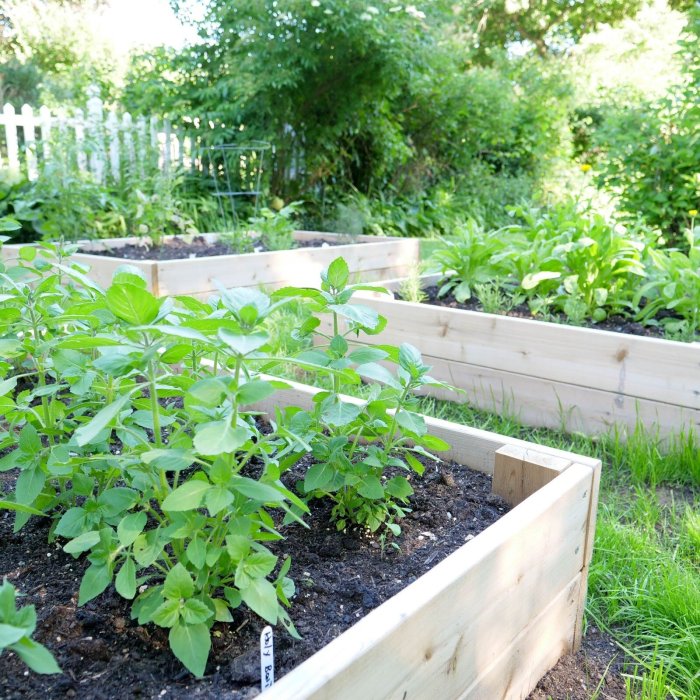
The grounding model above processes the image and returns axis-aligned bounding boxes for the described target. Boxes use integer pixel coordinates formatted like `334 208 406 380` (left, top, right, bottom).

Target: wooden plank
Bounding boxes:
353 294 700 411
155 238 419 296
254 375 601 472
416 354 700 439
460 573 581 700
493 444 569 506
573 458 601 651
262 464 592 700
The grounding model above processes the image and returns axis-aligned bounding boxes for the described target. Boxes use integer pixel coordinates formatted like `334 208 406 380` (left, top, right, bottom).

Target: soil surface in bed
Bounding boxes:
1 457 510 699
78 235 351 261
410 285 696 341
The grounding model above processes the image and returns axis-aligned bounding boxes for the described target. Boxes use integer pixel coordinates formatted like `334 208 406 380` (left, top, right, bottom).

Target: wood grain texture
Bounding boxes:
493 444 570 506
261 465 593 700
335 290 700 438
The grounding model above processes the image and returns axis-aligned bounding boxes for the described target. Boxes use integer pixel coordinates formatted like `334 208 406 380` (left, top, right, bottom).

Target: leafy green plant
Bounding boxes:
249 201 302 252
429 220 511 302
0 249 454 678
273 257 453 534
634 228 700 336
0 578 61 675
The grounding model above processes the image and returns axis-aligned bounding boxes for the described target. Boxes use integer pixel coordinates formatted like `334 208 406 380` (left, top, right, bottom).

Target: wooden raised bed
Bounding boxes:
1 231 419 297
253 377 601 700
333 275 700 440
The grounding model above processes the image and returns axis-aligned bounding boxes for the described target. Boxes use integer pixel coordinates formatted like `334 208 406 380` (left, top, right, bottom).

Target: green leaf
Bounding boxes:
152 599 181 628
63 531 100 554
163 563 194 600
398 343 422 372
106 283 159 325
18 424 41 456
236 379 276 405
141 449 194 472
204 486 234 517
0 500 45 516
0 377 18 397
213 599 233 623
325 257 349 289
193 421 247 456
357 476 384 500
169 623 210 678
0 623 27 647
186 537 207 569
218 329 269 356
418 434 451 452
328 303 380 329
112 264 148 288
356 362 401 389
231 477 286 503
115 558 137 599
385 475 414 499
320 396 361 427
98 487 138 518
181 599 213 625
54 507 87 538
161 480 212 512
78 563 111 605
117 511 147 548
74 394 130 447
304 462 334 492
10 637 61 674
521 270 561 290
15 467 45 508
395 410 427 437
348 347 388 364
239 577 279 624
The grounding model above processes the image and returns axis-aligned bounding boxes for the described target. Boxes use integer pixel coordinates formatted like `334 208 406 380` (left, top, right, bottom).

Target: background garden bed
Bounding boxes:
0 232 419 297
340 275 700 440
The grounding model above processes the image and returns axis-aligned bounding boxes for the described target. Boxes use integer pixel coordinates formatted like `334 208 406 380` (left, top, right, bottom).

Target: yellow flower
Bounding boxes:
689 209 698 217
580 163 592 173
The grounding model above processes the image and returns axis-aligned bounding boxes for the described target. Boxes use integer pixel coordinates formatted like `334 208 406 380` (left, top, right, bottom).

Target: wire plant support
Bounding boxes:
209 141 271 230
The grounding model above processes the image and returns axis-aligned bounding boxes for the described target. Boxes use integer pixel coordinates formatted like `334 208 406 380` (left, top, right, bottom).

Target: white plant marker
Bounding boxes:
260 625 274 690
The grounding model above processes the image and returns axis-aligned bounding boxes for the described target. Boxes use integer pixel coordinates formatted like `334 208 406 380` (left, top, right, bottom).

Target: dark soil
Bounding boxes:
79 236 345 261
414 285 692 341
0 458 511 699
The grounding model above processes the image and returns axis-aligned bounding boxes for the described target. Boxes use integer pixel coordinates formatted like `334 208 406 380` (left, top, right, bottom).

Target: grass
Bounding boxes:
264 306 700 698
417 397 699 700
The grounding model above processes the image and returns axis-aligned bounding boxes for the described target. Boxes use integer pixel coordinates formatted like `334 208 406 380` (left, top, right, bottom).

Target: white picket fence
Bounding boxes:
0 97 203 182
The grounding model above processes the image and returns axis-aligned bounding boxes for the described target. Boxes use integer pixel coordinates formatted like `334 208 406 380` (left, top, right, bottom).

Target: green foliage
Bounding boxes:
248 201 302 252
591 6 700 241
427 200 698 334
0 249 452 676
0 578 61 675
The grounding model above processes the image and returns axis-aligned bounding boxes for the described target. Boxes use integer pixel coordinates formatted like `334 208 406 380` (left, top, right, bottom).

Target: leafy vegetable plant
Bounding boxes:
0 579 61 675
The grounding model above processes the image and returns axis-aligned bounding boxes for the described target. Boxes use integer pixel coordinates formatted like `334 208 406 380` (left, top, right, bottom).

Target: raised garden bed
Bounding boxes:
0 377 600 699
341 275 700 440
0 231 419 297
252 378 601 700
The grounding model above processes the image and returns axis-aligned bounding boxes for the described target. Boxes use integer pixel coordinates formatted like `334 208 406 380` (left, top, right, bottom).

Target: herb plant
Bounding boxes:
0 248 453 678
0 579 61 675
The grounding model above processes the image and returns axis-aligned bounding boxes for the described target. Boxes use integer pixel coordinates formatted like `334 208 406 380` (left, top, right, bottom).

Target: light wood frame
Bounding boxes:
337 275 700 439
254 378 601 700
1 232 419 298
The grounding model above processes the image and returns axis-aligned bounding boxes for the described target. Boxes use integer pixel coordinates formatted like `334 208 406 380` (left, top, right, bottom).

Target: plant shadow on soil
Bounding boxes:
1 456 525 699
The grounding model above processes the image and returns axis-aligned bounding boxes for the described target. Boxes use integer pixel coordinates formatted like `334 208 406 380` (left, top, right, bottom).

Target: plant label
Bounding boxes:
260 625 274 690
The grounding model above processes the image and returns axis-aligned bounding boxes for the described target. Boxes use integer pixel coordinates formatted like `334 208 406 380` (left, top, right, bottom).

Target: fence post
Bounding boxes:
122 112 135 176
73 108 88 172
2 103 20 175
87 91 105 183
39 105 52 165
20 104 38 180
106 111 120 181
